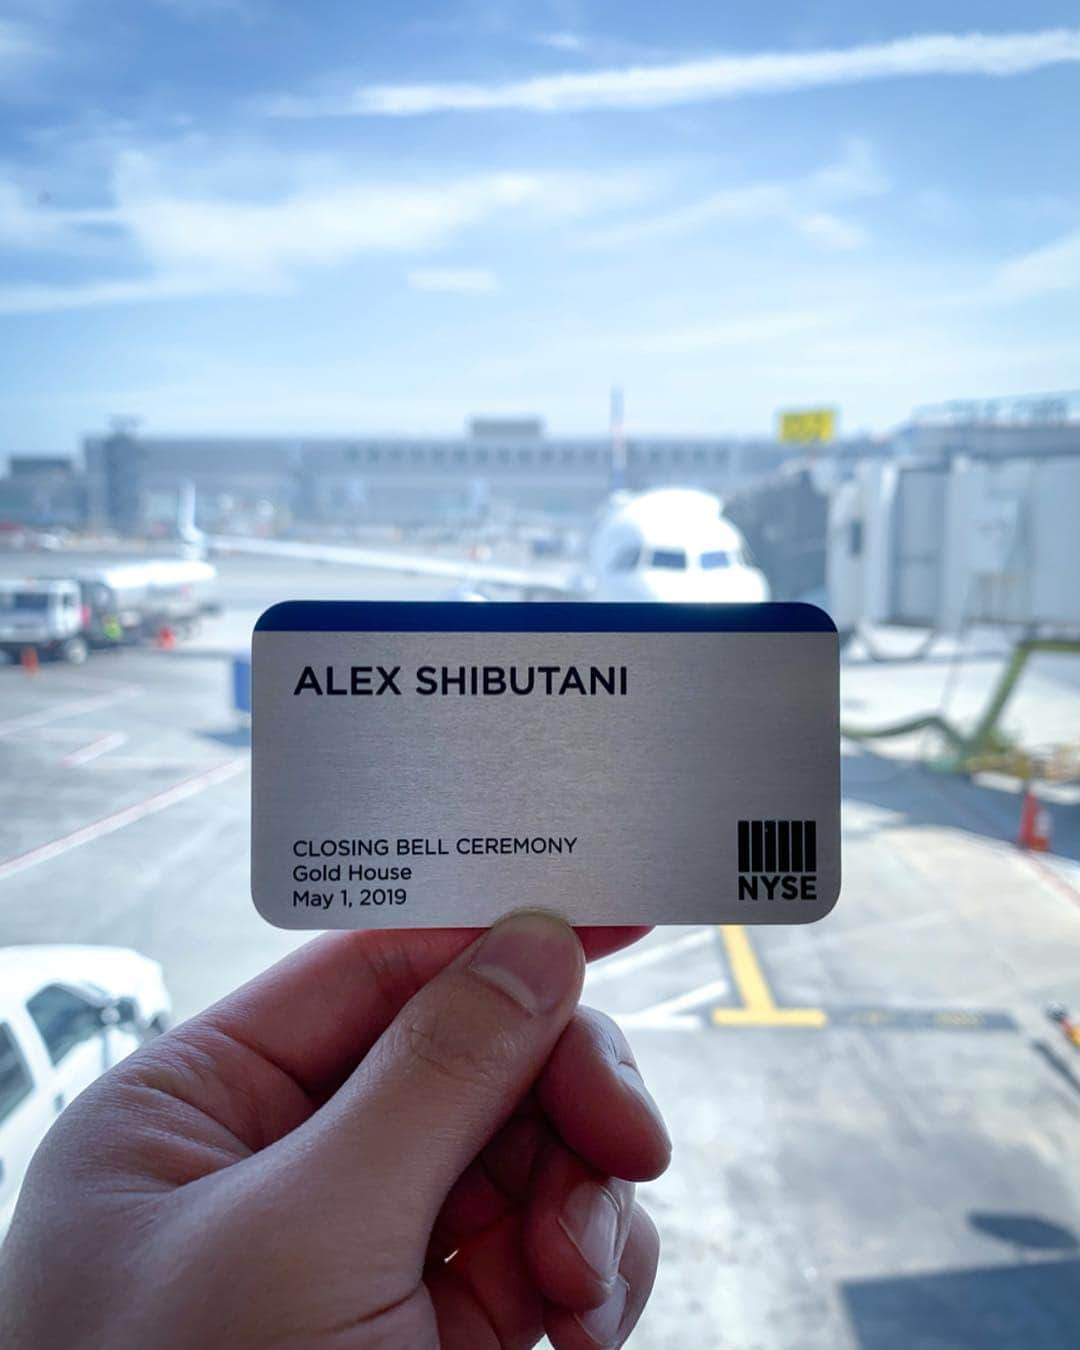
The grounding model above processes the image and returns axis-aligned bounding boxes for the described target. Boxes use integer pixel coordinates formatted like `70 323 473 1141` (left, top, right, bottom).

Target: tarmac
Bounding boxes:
2 555 1080 1348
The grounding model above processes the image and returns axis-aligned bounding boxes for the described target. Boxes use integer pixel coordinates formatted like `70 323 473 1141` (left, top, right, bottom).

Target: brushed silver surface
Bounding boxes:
252 629 839 928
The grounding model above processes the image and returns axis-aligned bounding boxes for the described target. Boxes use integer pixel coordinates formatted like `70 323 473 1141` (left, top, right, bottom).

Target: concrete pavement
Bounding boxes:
2 556 1080 1347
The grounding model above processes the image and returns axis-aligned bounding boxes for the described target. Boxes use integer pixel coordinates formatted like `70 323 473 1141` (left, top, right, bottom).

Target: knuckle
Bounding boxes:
583 1005 629 1058
396 990 512 1093
571 1005 631 1071
630 1200 661 1262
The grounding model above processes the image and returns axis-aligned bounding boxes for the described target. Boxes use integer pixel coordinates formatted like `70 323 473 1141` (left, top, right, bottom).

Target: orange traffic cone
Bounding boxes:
1018 786 1051 852
20 645 39 675
1048 1005 1080 1049
156 625 176 651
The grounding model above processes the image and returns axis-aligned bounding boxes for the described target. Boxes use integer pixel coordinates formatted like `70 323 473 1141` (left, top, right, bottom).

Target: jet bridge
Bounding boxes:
828 453 1080 638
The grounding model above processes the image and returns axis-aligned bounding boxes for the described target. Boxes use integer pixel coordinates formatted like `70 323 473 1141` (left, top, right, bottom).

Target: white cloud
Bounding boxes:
115 167 519 280
583 182 787 245
0 17 48 72
0 182 64 248
406 267 498 294
807 138 890 200
0 146 649 312
994 228 1080 299
631 310 831 354
534 31 588 54
110 156 643 283
580 140 885 252
0 181 117 250
797 211 867 251
0 274 223 315
270 28 1080 117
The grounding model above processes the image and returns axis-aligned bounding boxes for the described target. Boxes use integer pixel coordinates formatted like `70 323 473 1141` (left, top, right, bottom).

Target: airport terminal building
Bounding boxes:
82 418 881 533
1 396 1068 543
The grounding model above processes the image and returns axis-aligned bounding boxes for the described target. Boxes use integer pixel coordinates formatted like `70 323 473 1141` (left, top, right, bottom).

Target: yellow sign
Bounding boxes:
779 408 836 444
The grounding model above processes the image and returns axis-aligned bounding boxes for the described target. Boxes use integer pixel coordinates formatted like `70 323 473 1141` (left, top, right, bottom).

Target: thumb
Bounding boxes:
280 911 584 1266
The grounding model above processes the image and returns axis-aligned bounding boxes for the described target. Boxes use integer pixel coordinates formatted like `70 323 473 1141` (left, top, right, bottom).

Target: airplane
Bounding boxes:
582 487 769 603
179 480 770 604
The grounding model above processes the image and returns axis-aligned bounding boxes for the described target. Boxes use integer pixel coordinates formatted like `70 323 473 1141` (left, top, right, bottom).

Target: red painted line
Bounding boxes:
60 731 127 768
1021 851 1080 909
0 759 246 883
0 685 140 738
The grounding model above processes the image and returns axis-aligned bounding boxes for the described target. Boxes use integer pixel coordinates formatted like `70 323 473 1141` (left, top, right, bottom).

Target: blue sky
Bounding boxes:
2 1 1080 453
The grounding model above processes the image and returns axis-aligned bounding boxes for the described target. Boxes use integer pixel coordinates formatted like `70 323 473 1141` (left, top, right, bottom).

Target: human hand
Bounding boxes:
0 915 669 1348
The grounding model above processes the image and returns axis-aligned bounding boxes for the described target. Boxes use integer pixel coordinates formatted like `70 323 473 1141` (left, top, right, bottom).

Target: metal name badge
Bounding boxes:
251 602 840 929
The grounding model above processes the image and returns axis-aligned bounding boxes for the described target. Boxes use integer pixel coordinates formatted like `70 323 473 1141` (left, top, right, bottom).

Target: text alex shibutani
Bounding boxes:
292 663 630 697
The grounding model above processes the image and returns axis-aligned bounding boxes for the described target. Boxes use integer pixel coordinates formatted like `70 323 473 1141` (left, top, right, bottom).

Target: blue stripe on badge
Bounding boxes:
254 600 837 633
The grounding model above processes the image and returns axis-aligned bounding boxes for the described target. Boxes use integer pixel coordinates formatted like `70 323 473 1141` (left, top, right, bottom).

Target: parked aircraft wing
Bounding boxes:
207 534 581 597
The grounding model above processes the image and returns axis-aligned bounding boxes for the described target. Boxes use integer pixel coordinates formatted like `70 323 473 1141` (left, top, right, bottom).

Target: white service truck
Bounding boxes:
78 558 220 643
0 560 220 663
0 578 89 664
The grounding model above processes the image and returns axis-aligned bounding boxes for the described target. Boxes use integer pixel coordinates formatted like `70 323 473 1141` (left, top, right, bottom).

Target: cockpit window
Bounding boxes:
649 549 687 570
700 551 731 570
610 545 641 572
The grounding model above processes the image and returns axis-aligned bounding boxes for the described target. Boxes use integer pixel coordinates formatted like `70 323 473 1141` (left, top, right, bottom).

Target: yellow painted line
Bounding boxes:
718 924 776 1011
714 925 828 1029
711 1006 828 1028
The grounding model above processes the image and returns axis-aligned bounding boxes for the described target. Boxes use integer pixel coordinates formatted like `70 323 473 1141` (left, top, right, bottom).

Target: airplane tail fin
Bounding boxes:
177 480 205 553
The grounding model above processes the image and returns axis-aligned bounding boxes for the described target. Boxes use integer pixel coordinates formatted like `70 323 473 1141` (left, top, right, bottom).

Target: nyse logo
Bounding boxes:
737 820 817 901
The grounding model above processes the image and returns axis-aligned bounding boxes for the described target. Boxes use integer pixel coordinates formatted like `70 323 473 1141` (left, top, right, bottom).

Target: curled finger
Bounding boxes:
524 1141 635 1312
537 1007 671 1183
546 1203 659 1350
